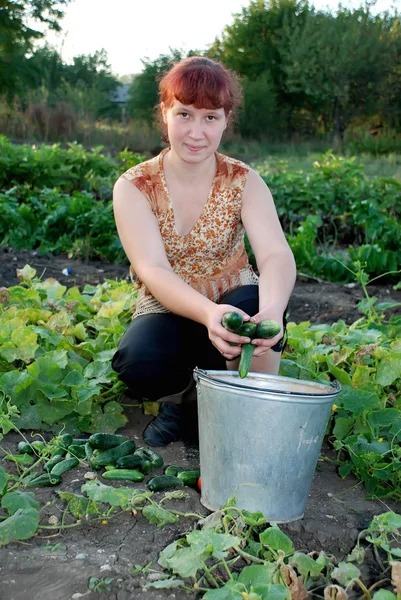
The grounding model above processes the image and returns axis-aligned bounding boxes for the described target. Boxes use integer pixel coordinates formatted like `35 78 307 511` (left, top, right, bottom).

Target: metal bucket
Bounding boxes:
193 368 341 523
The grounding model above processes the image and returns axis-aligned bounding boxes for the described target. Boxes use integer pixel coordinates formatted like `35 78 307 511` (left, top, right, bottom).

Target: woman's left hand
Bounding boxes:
249 309 284 357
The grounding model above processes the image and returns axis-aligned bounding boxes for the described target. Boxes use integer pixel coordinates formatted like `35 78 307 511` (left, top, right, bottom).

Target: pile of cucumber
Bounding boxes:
17 433 200 492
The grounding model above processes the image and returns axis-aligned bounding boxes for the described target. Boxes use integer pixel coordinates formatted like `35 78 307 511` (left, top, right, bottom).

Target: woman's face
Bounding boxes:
162 99 229 162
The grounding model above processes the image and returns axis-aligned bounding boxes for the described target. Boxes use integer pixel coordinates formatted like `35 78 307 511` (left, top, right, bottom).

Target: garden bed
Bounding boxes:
1 248 401 600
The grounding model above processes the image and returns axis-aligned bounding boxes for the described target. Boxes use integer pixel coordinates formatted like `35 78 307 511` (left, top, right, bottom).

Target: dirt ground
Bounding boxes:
1 247 401 600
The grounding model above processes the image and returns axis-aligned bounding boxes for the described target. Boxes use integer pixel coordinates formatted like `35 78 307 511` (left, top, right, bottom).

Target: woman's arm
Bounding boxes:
113 178 251 358
241 169 297 356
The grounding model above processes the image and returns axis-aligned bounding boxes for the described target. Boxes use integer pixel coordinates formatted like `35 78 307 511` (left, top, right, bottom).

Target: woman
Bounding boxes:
112 56 296 447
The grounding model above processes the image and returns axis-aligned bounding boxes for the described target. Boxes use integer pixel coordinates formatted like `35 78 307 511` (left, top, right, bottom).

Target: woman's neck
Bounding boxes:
164 147 217 184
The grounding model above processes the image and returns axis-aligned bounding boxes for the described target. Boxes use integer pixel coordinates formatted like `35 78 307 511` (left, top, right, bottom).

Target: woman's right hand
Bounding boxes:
204 304 253 360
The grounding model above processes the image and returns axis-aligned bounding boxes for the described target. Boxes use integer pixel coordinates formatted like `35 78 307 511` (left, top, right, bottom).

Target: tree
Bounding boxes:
0 0 71 99
281 7 390 141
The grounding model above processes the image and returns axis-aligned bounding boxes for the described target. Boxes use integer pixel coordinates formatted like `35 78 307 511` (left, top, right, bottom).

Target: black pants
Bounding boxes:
112 285 286 402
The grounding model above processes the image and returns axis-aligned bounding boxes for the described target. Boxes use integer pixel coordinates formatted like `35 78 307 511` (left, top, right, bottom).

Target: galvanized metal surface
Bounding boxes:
193 368 341 523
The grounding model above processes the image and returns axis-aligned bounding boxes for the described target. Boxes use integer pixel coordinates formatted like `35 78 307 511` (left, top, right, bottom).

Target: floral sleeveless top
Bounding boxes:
120 148 258 318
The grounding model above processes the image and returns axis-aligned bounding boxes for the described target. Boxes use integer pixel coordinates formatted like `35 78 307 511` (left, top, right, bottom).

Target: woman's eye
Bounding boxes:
206 115 216 121
180 112 189 118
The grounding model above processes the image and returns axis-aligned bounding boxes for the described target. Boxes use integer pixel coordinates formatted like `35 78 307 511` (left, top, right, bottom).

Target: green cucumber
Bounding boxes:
147 475 184 492
239 343 256 379
17 441 33 455
115 454 145 470
237 322 257 338
66 444 86 459
164 465 182 477
91 440 136 468
50 457 79 476
69 438 89 446
135 448 163 469
102 469 144 482
177 469 201 487
221 311 243 333
60 433 73 448
255 320 281 339
88 433 128 450
26 473 62 488
44 455 65 472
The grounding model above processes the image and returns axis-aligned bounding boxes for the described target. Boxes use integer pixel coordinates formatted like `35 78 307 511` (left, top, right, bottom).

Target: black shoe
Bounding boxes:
143 403 182 447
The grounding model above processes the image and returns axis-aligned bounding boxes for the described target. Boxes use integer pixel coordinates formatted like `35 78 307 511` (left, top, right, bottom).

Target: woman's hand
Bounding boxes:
249 308 284 358
204 304 252 360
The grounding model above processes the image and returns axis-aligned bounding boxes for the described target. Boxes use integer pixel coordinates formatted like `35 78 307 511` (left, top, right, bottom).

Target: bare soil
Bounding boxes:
1 247 401 600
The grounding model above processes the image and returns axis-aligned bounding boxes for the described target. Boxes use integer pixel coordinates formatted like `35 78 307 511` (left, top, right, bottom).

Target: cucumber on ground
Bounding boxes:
50 457 79 476
88 433 128 450
60 433 73 448
102 469 144 482
115 454 145 471
177 469 201 487
135 448 163 469
239 343 256 379
221 311 243 333
164 465 182 477
147 475 184 492
66 444 86 459
17 441 33 455
91 440 136 468
26 473 62 488
44 455 65 472
255 320 281 339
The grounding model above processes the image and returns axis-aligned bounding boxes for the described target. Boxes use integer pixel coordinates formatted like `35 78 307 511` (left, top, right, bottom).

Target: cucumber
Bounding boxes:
147 475 184 492
237 322 257 338
60 433 73 448
88 433 128 450
50 457 79 476
135 448 163 469
91 440 136 468
44 454 65 472
221 311 243 333
255 320 281 339
69 438 89 446
177 469 201 487
102 469 144 482
17 441 33 455
164 465 182 477
115 454 145 471
239 343 256 379
26 473 62 488
66 444 86 459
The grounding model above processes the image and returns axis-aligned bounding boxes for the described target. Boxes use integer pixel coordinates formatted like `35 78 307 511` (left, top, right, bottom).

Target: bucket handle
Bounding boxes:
193 367 341 397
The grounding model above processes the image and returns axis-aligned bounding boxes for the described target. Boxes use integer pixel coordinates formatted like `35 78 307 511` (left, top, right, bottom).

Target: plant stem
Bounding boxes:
236 547 266 564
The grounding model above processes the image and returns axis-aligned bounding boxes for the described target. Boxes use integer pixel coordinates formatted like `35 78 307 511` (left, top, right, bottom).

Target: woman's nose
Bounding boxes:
188 120 204 138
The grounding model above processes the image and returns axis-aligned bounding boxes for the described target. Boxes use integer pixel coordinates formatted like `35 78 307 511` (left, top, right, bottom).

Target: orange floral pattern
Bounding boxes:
121 147 258 317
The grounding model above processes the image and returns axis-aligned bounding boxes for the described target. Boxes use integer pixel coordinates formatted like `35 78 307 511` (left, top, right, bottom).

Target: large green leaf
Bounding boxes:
162 545 212 578
142 504 179 528
259 527 294 554
1 491 40 515
375 354 401 386
289 552 325 577
186 530 241 559
81 479 135 509
339 388 381 414
0 507 39 546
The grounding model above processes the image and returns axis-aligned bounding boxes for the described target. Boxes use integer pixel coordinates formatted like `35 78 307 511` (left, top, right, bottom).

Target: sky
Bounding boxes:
43 0 399 78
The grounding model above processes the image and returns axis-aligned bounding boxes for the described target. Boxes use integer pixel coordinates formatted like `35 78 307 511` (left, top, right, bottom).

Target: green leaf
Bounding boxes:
259 527 294 554
164 545 212 578
242 510 267 527
338 462 354 478
0 466 8 496
327 364 352 386
57 492 98 518
81 479 135 509
367 409 401 430
86 401 127 433
16 265 37 281
203 580 245 600
237 564 276 588
186 530 241 559
0 327 38 363
339 388 381 415
289 552 325 577
375 354 401 386
145 578 185 589
1 491 40 514
266 584 291 600
0 507 39 546
61 370 87 387
332 562 361 586
142 504 179 528
372 591 397 600
158 541 180 569
333 417 355 440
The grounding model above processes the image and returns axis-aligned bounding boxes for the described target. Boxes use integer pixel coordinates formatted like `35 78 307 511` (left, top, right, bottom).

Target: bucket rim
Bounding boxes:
193 368 341 398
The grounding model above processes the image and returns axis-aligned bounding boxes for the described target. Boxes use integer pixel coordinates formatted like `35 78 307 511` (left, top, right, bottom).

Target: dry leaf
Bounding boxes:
84 471 96 480
280 564 308 600
48 515 59 525
391 561 401 595
324 584 348 600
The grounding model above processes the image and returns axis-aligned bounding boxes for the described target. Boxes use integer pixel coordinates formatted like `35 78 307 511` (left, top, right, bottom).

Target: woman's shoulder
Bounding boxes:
119 152 161 185
215 152 250 186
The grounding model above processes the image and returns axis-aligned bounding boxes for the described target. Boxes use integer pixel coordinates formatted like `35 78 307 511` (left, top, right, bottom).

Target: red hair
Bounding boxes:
159 57 242 117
